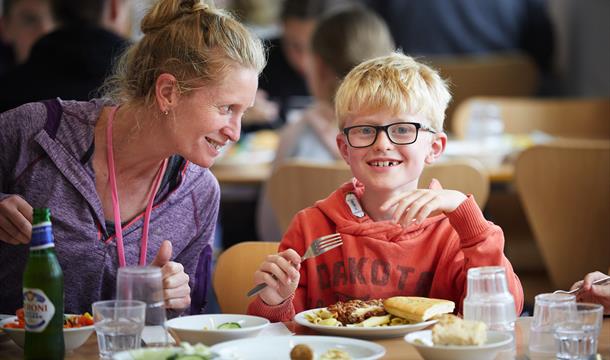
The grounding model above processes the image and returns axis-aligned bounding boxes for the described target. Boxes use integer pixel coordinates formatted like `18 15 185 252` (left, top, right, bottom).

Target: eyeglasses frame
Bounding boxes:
342 121 437 148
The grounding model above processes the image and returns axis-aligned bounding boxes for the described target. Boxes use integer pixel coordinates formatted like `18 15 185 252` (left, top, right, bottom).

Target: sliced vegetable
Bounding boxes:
217 322 241 329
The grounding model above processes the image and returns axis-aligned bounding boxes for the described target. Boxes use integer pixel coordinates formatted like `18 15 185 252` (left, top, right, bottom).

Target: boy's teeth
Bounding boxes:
371 161 400 167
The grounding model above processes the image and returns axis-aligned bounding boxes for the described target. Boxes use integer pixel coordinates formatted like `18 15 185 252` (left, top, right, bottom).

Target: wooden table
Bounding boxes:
1 317 608 359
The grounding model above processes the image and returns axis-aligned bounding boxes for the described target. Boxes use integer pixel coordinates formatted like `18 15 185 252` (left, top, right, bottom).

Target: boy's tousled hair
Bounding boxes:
335 52 451 132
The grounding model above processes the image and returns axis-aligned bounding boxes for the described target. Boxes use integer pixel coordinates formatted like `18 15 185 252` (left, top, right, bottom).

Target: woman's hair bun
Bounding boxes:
141 0 210 34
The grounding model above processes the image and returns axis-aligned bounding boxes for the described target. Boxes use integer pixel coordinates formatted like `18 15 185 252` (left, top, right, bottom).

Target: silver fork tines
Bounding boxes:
246 233 343 297
553 276 610 295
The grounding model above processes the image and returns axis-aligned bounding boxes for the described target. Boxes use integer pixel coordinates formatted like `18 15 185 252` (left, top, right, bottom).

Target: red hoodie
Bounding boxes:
248 179 524 322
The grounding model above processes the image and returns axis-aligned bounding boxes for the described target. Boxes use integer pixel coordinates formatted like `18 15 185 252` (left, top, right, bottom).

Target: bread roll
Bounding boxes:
383 296 455 323
432 314 487 346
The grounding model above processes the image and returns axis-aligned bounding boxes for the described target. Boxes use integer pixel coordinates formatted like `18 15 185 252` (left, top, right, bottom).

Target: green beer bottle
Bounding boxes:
23 208 65 360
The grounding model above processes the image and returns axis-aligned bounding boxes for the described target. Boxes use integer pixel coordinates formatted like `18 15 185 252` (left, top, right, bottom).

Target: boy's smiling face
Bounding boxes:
337 109 446 193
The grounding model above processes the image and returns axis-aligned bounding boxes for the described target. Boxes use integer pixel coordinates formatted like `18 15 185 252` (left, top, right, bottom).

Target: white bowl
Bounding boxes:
404 330 513 360
166 314 269 346
0 315 94 351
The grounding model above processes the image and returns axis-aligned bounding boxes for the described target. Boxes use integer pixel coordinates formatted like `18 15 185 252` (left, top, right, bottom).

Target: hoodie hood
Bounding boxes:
314 178 446 242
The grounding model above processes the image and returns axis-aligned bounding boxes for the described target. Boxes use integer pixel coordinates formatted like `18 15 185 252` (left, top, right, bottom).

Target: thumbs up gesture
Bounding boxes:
152 240 191 310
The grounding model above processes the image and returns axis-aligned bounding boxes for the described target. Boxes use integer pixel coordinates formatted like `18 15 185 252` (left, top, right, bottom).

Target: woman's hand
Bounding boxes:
152 240 191 310
254 249 301 306
571 271 610 314
0 195 33 245
380 188 467 227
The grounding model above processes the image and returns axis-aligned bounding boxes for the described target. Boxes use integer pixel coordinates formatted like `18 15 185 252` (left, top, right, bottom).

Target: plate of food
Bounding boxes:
210 335 385 360
0 309 94 351
294 297 454 339
404 314 513 360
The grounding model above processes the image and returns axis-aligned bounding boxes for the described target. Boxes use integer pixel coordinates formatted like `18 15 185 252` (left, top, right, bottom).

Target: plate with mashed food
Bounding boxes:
295 297 454 339
404 314 513 360
210 335 385 360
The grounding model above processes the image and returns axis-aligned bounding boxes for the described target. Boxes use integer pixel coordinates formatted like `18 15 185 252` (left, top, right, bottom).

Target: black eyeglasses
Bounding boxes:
342 122 437 148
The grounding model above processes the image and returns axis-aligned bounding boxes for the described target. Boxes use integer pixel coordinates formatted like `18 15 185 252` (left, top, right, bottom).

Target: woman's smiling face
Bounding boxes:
337 109 445 193
166 66 259 168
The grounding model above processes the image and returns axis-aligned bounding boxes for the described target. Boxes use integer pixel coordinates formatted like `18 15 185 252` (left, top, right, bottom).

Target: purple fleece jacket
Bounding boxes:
0 99 219 315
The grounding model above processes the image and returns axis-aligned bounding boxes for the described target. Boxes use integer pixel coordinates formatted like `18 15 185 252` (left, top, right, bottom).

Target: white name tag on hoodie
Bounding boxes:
345 193 365 218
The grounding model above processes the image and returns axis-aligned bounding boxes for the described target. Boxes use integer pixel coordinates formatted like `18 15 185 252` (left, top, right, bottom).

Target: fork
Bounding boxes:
246 233 343 297
553 276 610 295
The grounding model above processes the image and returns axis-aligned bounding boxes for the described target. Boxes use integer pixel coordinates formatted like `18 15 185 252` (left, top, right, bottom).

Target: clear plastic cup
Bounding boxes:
92 300 146 360
463 267 517 332
554 303 603 360
116 266 168 347
529 293 576 358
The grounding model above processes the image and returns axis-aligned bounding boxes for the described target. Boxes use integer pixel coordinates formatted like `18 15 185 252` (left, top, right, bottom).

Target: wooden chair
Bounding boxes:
453 97 610 139
426 53 538 132
515 140 610 290
419 159 490 209
212 241 279 314
268 159 490 233
267 160 352 232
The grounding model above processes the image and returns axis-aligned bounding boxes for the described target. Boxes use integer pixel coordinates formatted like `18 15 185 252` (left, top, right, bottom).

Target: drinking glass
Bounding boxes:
463 266 517 331
116 266 169 347
92 300 145 360
529 293 576 358
554 303 603 360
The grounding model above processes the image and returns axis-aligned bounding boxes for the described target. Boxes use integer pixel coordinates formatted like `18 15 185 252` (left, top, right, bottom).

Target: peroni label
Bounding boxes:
23 288 56 333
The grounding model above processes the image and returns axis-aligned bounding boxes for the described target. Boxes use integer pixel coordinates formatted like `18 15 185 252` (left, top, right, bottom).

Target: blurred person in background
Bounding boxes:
0 0 56 75
360 0 555 93
242 0 349 132
256 4 395 242
0 0 131 112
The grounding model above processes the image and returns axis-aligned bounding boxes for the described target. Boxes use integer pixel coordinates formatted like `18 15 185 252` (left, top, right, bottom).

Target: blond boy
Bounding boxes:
248 53 523 321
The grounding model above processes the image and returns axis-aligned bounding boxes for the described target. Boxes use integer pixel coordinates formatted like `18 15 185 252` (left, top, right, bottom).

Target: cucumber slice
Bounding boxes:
217 322 241 329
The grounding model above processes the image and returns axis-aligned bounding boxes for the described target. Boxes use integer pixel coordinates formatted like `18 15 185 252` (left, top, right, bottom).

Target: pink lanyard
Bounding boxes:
106 106 168 267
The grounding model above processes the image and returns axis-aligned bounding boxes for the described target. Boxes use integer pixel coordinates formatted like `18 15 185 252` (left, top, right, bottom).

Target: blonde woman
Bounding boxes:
0 0 265 316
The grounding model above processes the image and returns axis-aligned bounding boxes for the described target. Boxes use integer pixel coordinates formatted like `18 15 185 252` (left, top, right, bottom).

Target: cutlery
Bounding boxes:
553 276 610 295
246 233 343 297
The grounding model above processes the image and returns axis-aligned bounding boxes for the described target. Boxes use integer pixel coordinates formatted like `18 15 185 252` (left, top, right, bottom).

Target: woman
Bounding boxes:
0 0 265 315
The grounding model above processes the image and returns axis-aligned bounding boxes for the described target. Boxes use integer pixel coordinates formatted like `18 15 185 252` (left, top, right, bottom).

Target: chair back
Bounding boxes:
515 140 610 290
427 53 538 132
213 241 279 314
268 160 352 232
419 159 490 209
453 97 610 139
268 159 490 233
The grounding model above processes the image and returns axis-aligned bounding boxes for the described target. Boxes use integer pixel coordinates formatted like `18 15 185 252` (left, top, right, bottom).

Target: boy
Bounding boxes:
248 53 523 321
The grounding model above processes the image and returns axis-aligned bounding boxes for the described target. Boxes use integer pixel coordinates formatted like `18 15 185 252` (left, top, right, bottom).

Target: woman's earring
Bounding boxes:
163 110 169 116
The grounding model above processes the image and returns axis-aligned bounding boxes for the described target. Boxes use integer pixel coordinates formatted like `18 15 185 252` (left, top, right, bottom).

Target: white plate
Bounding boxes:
113 347 183 360
294 307 437 339
0 314 11 343
210 335 385 360
404 330 513 360
166 314 269 346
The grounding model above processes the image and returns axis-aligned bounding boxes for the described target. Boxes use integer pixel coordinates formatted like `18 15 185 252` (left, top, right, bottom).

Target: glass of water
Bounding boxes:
92 300 146 359
116 266 169 347
554 302 603 360
529 293 576 358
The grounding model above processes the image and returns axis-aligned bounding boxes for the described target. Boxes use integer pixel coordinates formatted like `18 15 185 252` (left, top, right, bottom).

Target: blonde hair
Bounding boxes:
103 0 266 105
335 52 451 132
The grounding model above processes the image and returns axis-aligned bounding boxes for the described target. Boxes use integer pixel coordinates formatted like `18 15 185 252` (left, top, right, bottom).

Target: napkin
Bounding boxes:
257 322 294 337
